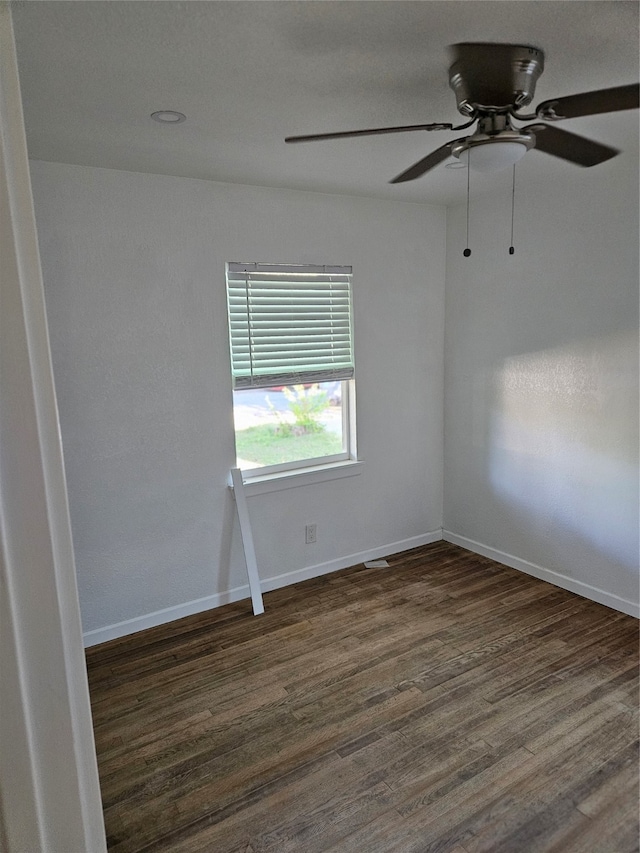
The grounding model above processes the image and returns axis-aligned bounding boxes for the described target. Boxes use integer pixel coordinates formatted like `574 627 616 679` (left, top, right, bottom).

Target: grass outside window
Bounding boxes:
236 423 343 468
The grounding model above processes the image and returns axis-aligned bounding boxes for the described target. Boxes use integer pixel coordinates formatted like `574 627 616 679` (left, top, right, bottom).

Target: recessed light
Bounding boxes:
151 110 186 124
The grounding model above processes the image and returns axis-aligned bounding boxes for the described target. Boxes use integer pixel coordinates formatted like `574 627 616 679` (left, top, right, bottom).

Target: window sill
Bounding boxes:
230 459 364 496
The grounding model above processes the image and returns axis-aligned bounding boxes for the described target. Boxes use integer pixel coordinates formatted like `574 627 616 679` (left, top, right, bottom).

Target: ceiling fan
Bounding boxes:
285 43 639 183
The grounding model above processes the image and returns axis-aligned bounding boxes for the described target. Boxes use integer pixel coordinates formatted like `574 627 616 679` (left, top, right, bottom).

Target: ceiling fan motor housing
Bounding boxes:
449 43 545 115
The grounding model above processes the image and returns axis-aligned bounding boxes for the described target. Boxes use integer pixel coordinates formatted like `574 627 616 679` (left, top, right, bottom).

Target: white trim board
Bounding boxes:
83 530 443 646
84 526 638 646
1 5 107 850
443 530 639 619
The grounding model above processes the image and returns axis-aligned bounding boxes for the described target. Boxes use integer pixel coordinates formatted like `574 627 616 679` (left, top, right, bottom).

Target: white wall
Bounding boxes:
29 161 446 640
444 155 639 615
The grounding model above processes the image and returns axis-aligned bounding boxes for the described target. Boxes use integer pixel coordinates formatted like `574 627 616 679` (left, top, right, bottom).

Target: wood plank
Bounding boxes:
85 541 639 853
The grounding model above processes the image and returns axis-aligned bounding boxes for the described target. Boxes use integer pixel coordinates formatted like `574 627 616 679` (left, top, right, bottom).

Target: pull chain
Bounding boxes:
463 152 471 257
509 164 516 255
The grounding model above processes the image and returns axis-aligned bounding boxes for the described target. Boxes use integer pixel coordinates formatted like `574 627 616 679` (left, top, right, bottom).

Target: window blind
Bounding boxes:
226 263 354 389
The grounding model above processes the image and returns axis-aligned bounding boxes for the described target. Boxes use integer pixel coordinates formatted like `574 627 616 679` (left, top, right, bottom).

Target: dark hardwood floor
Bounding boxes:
85 541 639 853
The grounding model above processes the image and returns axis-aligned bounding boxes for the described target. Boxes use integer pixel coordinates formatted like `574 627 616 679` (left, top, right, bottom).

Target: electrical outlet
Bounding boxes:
305 523 317 544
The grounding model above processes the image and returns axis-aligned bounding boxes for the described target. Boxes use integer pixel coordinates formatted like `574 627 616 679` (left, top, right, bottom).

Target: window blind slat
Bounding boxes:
226 263 354 389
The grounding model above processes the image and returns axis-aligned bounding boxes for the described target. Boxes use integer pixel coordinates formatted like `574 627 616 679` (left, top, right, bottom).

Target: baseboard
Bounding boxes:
443 530 639 619
82 529 443 647
259 530 443 594
81 586 252 647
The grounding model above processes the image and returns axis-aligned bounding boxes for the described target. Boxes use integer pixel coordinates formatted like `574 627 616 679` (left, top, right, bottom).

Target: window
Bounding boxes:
226 262 356 479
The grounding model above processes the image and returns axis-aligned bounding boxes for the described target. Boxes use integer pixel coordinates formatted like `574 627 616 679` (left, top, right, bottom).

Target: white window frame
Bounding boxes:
226 262 359 485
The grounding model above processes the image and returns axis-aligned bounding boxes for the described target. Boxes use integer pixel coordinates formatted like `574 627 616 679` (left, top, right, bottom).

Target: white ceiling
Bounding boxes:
11 1 640 205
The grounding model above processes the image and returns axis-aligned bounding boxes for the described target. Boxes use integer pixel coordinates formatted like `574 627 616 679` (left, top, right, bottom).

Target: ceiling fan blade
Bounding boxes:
285 122 453 144
535 84 639 120
526 124 619 166
390 141 458 183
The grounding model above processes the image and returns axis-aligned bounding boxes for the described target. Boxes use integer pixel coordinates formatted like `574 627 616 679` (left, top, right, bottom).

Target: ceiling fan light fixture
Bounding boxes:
455 136 532 172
